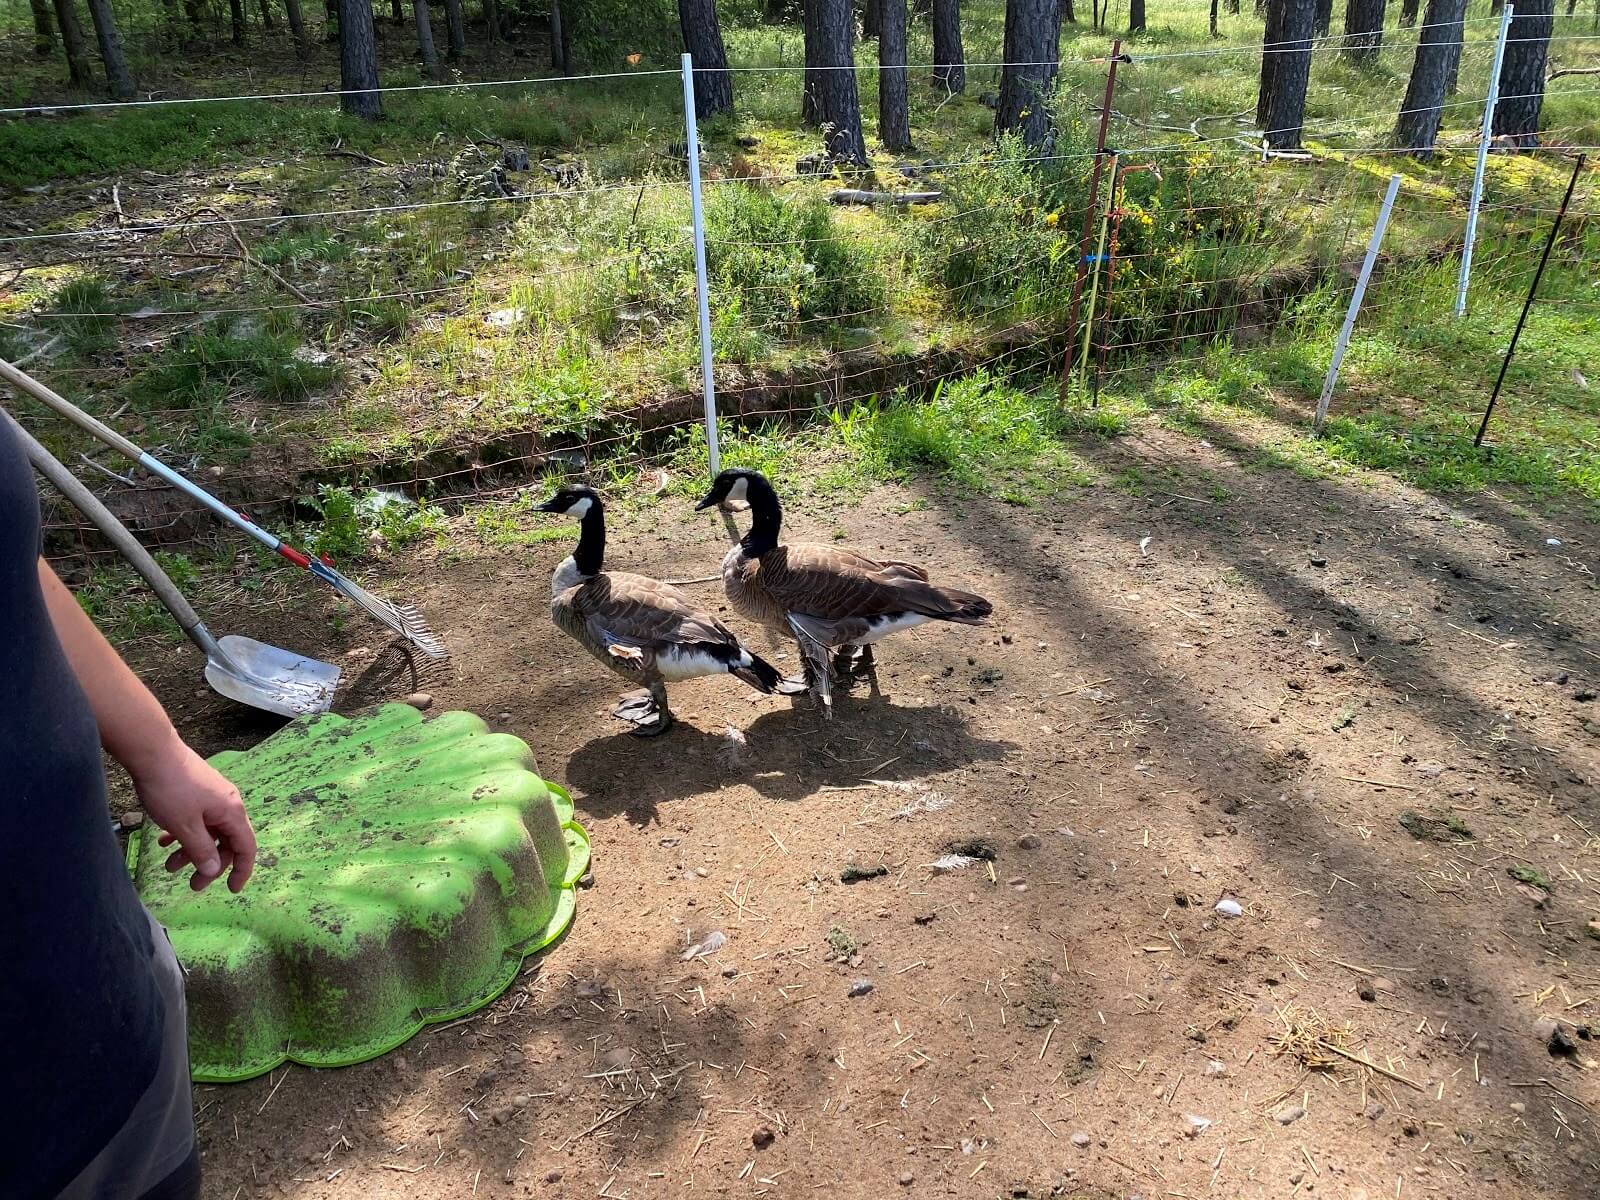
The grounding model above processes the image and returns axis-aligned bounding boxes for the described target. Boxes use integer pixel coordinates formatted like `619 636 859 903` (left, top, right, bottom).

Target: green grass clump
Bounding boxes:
305 486 444 560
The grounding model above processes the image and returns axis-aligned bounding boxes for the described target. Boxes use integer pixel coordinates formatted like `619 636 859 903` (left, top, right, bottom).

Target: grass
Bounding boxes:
4 2 1597 532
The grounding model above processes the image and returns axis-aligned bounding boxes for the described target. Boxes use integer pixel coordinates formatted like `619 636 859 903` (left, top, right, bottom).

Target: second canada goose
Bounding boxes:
694 469 993 717
536 485 796 736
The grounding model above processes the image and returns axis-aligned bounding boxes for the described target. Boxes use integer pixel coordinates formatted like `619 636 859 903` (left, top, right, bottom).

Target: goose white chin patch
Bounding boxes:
725 476 749 506
567 496 593 519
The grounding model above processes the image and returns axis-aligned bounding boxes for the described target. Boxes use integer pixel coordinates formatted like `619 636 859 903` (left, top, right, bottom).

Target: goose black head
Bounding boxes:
694 468 770 513
535 485 602 519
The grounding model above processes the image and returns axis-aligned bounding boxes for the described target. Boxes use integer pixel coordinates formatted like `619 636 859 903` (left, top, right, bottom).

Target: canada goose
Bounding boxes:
694 469 993 717
536 485 796 736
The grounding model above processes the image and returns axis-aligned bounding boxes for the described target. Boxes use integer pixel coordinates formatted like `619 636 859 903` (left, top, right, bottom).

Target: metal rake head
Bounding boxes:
320 565 450 660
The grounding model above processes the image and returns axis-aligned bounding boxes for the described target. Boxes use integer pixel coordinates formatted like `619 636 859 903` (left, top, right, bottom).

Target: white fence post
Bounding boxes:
1315 174 1402 435
680 52 721 477
1457 2 1515 318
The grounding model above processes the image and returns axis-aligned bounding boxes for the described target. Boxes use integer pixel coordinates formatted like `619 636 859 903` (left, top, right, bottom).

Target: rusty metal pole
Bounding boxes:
1093 162 1159 408
1061 39 1123 399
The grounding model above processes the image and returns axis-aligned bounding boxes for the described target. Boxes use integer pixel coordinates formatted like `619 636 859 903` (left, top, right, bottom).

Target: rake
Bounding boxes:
1 357 448 660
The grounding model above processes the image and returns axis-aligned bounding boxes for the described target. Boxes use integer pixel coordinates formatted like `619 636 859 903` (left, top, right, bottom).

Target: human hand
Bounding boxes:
132 735 257 893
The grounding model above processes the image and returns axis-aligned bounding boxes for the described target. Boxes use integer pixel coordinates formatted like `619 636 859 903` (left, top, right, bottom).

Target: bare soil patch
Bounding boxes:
123 422 1600 1199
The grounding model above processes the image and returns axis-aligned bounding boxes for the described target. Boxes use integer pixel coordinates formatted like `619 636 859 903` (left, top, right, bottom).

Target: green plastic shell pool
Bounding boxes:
128 704 589 1083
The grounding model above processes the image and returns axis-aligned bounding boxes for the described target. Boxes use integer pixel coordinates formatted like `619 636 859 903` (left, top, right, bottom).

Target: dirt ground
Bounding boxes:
123 415 1600 1200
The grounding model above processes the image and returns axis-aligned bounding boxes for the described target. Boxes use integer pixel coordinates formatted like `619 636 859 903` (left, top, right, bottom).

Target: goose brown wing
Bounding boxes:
572 572 741 652
756 544 984 622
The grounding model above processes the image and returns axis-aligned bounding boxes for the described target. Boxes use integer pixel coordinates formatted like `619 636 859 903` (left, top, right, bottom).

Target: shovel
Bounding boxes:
8 411 340 718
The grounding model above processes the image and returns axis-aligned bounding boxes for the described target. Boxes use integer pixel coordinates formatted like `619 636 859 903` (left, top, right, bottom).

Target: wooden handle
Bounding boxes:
0 356 147 464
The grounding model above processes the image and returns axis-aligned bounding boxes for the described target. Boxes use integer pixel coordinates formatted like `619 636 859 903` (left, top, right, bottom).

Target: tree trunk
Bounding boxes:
1343 0 1383 62
391 0 404 23
1399 0 1417 23
83 0 134 97
338 0 382 117
259 0 275 29
547 0 566 72
1313 0 1332 36
1262 0 1313 148
804 0 868 162
1210 0 1220 36
680 0 734 117
325 0 338 41
1062 0 1074 20
30 0 56 54
1129 0 1144 31
229 0 246 42
802 0 819 123
1442 0 1466 92
53 0 93 85
932 0 964 92
482 0 497 41
443 0 464 57
413 0 440 74
879 0 911 149
1394 0 1465 156
1493 0 1552 147
1228 0 1239 11
284 0 308 45
997 0 1059 150
1257 0 1281 127
862 0 879 36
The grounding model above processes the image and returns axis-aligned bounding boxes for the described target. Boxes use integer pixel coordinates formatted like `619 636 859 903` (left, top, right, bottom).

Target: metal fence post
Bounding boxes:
1457 2 1514 318
1315 173 1402 435
680 52 721 477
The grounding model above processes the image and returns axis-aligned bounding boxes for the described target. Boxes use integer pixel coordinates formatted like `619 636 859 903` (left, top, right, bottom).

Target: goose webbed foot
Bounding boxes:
830 645 878 693
613 686 673 737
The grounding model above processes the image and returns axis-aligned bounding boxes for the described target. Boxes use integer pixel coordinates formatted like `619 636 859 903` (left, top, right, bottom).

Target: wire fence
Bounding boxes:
3 25 1598 569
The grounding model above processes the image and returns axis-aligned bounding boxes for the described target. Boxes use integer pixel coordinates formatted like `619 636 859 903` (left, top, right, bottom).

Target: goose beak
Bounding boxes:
534 499 562 513
693 493 717 512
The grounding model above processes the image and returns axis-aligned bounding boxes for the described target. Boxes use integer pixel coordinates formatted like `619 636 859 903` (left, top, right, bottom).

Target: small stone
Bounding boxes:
1364 1102 1385 1120
898 1171 915 1186
752 1125 774 1148
119 810 145 829
1289 1171 1304 1185
722 965 739 978
1549 1026 1579 1057
695 866 709 877
1214 898 1244 917
1273 1104 1306 1126
1017 833 1042 850
1358 982 1377 1002
848 979 874 998
1071 1131 1092 1149
403 691 433 710
578 870 595 888
1510 1101 1526 1114
1309 556 1327 568
1534 1017 1560 1044
1203 1060 1228 1078
544 1169 563 1184
1303 917 1322 930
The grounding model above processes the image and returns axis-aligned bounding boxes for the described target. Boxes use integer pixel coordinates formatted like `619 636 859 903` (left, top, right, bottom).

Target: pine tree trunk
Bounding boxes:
1062 0 1074 21
802 0 820 124
413 0 440 74
1399 0 1417 23
391 0 404 23
879 0 911 149
1129 0 1144 30
998 0 1059 150
1313 0 1332 35
229 0 246 42
1394 0 1465 156
1263 0 1313 147
862 0 879 36
804 0 868 162
53 0 94 84
284 0 308 45
680 0 734 117
1343 0 1384 62
259 0 275 30
1257 0 1282 127
1441 0 1466 92
549 0 570 72
338 0 382 117
1492 0 1552 147
1228 0 1240 12
83 0 134 97
30 0 56 54
443 0 464 57
482 0 497 42
324 0 338 41
932 0 964 92
1210 0 1220 36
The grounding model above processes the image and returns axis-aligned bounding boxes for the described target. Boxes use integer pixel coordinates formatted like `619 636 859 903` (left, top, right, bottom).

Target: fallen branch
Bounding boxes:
1549 66 1600 81
1315 1040 1425 1090
829 189 942 207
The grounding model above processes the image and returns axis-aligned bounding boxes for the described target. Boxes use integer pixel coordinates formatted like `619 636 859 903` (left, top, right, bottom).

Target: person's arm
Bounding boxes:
38 560 256 893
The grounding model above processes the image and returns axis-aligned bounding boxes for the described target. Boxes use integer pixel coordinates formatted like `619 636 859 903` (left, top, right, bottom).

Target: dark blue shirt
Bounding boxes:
0 414 162 1197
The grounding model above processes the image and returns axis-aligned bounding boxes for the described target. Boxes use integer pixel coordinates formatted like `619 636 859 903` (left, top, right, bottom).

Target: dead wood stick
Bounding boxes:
561 1100 644 1148
1314 1040 1424 1090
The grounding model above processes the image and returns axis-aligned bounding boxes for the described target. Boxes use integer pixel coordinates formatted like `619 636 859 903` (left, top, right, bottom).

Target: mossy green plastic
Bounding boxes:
129 704 589 1083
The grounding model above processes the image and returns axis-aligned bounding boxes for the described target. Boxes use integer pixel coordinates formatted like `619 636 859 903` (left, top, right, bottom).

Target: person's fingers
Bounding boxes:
214 806 257 893
164 846 192 874
161 811 222 888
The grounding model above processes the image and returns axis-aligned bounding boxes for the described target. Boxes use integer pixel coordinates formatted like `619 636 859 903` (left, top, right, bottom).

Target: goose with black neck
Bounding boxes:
535 485 800 736
694 469 993 719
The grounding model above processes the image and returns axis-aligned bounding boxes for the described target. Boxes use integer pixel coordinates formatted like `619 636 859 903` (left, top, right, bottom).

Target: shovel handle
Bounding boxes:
3 408 209 646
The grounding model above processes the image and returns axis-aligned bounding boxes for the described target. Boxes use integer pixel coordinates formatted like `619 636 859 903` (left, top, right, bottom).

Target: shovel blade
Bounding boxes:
205 634 342 718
